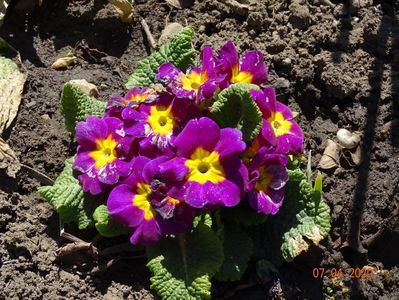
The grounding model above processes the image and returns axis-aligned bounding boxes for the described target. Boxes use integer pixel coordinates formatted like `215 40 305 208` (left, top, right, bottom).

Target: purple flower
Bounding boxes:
247 152 288 215
105 88 157 119
73 116 133 195
107 87 157 109
250 87 304 155
217 41 268 86
159 117 247 208
156 46 224 103
107 156 195 245
122 94 199 153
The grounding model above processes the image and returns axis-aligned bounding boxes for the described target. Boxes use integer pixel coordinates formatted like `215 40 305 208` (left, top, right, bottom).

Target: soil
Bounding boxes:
0 0 398 299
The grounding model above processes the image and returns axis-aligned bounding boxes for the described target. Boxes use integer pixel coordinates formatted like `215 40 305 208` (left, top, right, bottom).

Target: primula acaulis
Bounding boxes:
251 87 304 155
156 46 224 103
158 117 247 208
108 156 195 244
71 40 304 244
73 116 132 195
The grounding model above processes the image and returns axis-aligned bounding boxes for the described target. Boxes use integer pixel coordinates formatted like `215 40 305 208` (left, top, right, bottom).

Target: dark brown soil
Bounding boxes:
1 0 398 299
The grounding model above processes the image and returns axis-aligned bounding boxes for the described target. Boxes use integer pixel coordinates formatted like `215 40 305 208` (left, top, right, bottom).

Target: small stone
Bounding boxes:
282 58 292 66
68 79 99 98
40 114 50 120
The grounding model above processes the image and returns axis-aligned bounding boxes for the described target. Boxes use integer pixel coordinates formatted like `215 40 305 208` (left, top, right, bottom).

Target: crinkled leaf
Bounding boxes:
215 223 253 282
211 83 262 141
146 224 224 299
125 27 196 89
60 82 106 134
93 204 128 237
38 157 98 229
192 213 212 228
253 165 331 265
0 37 27 135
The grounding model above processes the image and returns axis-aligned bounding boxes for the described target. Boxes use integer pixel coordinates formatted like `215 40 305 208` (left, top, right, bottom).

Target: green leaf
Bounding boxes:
254 165 331 265
146 224 224 299
125 27 196 89
60 82 106 134
192 213 212 228
210 83 262 141
215 223 253 282
38 157 98 229
92 204 128 237
222 202 267 226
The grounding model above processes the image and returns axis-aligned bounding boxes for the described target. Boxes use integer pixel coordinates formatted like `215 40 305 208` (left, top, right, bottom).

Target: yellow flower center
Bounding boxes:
147 104 175 136
242 138 260 163
133 182 156 220
180 70 208 92
89 134 117 169
268 112 292 137
128 92 149 103
185 147 225 184
255 167 273 192
231 65 253 83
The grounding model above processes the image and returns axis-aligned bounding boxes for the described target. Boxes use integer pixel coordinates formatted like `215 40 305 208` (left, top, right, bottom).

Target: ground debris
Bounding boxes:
0 137 20 178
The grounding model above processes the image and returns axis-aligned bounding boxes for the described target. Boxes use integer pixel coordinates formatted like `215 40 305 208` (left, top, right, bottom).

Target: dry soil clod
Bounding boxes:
159 22 183 45
165 0 194 9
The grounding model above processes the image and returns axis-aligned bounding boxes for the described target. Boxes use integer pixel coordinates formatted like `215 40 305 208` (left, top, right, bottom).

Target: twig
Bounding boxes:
319 0 335 8
91 256 121 274
363 208 399 248
21 164 54 185
140 18 158 50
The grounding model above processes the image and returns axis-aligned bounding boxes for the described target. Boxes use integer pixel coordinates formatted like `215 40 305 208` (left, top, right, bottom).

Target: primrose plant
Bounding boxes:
39 28 331 299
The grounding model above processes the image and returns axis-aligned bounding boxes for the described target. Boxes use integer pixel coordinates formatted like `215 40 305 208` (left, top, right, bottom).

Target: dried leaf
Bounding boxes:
165 0 194 9
51 54 77 69
0 137 20 178
0 37 27 135
158 22 183 45
108 0 133 23
318 139 340 169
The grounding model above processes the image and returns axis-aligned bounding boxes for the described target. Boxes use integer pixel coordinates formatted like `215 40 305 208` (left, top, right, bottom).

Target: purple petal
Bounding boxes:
265 164 288 190
75 116 107 148
174 117 220 158
260 120 277 148
122 156 150 186
130 219 160 245
142 156 169 183
73 152 95 173
158 157 188 182
248 189 283 215
217 41 239 77
275 101 294 120
97 163 119 185
156 63 182 83
107 184 144 228
78 173 102 195
214 128 246 158
240 50 268 84
114 160 133 177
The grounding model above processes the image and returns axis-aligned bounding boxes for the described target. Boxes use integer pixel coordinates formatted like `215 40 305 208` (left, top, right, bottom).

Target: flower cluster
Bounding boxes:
72 41 303 245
